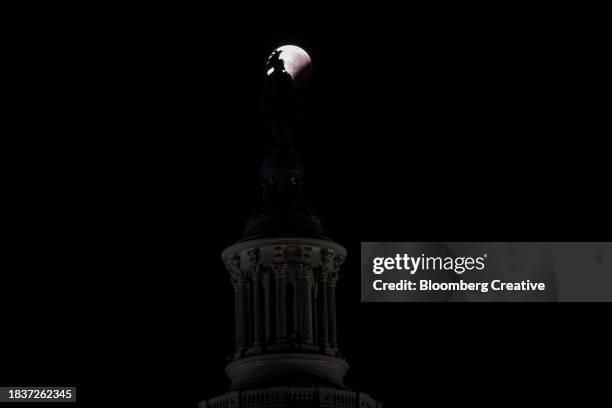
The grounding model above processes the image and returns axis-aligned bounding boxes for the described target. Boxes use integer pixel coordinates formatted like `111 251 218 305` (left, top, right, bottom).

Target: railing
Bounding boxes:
203 386 382 408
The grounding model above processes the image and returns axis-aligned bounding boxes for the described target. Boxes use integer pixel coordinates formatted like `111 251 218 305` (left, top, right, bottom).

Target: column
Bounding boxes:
318 278 329 347
252 269 264 347
304 275 313 343
300 247 313 344
328 278 337 349
264 272 274 343
312 284 318 346
238 280 249 351
275 267 287 342
233 283 240 351
328 254 344 351
296 268 304 341
227 254 244 354
318 249 334 350
247 280 253 348
297 268 313 343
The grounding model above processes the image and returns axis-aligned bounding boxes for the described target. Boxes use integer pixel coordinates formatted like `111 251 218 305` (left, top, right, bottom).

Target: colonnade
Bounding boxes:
226 246 342 357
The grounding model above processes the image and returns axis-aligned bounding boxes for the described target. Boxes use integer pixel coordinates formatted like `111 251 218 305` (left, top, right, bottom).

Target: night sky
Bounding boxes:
3 5 609 407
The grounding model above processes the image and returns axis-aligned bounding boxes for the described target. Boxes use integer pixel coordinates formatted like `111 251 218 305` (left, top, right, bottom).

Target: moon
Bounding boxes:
267 45 312 88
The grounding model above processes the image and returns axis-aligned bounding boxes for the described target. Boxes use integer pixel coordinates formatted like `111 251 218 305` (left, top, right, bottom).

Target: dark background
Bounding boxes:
2 4 609 407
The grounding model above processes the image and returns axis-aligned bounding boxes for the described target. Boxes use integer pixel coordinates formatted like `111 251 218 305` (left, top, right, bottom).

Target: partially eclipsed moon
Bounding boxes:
267 45 312 88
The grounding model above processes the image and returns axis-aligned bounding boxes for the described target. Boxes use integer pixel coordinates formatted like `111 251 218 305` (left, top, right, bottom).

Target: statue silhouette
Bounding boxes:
263 50 299 151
